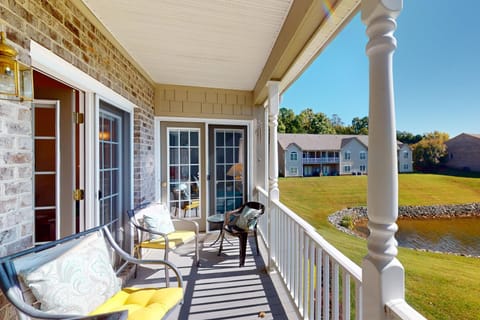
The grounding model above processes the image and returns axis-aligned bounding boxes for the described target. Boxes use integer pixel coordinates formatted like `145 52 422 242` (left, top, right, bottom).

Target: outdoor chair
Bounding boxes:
127 202 200 268
218 201 265 267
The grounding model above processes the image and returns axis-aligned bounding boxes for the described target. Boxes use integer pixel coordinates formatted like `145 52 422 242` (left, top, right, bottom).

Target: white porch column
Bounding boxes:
361 1 404 319
267 80 280 271
267 81 280 202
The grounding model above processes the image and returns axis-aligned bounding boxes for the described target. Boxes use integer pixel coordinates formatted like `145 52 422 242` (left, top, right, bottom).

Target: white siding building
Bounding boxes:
278 134 413 177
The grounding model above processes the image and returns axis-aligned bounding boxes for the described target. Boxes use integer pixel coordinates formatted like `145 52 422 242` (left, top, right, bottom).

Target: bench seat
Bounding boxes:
0 224 184 320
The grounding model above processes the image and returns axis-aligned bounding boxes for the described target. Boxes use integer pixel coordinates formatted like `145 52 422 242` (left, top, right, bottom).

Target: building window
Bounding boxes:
403 164 409 170
290 151 298 161
360 164 366 172
344 151 351 160
403 151 409 159
344 165 351 173
289 167 298 175
360 151 366 160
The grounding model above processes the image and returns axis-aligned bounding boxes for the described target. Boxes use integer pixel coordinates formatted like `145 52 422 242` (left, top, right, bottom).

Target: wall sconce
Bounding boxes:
0 31 33 101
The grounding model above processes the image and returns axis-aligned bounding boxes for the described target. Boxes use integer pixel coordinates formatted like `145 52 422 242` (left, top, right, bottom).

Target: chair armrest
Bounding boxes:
102 226 183 289
129 221 170 248
172 218 199 234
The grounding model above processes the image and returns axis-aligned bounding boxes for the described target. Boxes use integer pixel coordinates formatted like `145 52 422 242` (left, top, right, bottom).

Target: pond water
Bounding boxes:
354 216 480 256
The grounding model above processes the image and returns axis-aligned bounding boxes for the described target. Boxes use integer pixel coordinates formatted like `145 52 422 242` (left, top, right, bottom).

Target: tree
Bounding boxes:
310 112 335 134
397 131 423 144
351 116 369 135
278 107 296 133
412 131 449 171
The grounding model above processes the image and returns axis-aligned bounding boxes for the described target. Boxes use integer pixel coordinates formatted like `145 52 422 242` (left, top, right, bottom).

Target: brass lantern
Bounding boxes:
0 31 33 100
0 31 18 97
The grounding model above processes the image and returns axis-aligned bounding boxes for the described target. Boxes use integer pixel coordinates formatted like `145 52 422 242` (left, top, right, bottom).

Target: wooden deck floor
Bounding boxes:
128 232 299 320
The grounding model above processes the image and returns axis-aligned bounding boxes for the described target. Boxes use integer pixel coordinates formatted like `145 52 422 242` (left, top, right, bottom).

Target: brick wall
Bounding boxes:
0 1 158 316
0 99 33 319
0 0 156 207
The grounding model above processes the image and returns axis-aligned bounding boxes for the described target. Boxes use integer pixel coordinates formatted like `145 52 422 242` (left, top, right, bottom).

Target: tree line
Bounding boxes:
279 107 450 171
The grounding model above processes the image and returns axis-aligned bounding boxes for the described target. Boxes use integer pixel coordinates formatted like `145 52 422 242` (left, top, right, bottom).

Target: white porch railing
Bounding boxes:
254 186 426 320
303 157 339 164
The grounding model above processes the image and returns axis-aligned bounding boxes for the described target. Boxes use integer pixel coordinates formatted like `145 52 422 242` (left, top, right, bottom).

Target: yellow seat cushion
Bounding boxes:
139 230 195 249
90 287 183 320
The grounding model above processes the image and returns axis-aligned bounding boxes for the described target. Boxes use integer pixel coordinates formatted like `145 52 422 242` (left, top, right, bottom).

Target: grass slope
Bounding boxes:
279 173 480 320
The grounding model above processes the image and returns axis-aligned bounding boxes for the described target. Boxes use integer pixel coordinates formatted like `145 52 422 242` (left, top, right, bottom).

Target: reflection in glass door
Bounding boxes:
33 101 59 243
167 128 200 219
214 129 245 214
99 110 121 228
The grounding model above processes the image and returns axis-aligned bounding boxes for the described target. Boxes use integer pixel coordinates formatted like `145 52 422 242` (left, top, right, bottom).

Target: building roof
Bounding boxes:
278 133 409 151
278 133 369 151
446 133 480 145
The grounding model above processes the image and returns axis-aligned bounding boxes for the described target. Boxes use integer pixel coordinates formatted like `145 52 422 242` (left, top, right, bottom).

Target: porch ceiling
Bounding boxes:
80 0 360 104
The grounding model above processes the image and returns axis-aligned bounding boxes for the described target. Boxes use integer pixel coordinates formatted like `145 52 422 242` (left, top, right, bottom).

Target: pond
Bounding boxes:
354 216 480 256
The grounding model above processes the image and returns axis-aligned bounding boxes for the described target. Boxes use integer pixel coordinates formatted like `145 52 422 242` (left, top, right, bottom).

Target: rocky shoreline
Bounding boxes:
328 203 480 257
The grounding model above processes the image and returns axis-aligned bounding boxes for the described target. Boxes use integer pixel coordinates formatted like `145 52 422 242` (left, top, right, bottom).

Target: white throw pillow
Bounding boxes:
19 231 121 315
141 203 175 240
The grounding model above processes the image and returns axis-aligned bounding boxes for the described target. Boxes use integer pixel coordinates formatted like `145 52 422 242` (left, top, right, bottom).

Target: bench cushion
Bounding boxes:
90 287 183 320
139 230 196 249
19 231 121 315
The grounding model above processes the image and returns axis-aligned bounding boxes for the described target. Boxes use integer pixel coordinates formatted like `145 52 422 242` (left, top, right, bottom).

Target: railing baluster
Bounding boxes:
323 253 330 320
287 219 295 290
302 236 309 318
316 247 322 319
309 238 315 320
332 262 340 320
356 282 362 320
293 223 300 305
342 270 351 320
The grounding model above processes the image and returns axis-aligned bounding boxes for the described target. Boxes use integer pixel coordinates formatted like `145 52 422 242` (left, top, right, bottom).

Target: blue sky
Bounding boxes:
281 1 480 138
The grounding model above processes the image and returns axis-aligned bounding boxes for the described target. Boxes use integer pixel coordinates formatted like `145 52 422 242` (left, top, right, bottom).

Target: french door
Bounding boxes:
167 128 201 219
98 108 122 228
98 99 131 246
211 127 246 215
33 100 59 243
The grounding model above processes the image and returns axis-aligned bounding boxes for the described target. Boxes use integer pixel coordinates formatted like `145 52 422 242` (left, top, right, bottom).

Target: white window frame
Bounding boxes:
289 167 298 176
403 151 409 159
344 165 351 173
403 164 409 170
360 164 366 172
344 151 351 160
290 151 298 161
360 151 366 160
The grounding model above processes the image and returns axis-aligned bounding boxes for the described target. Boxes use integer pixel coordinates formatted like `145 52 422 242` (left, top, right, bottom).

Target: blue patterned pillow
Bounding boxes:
19 232 121 315
235 206 261 231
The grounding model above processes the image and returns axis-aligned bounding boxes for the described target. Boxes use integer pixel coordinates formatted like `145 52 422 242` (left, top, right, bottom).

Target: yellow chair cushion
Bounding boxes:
139 230 195 249
90 287 183 320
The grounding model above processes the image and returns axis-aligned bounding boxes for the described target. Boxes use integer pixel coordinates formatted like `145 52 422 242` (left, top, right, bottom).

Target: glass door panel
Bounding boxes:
33 101 59 243
168 128 200 218
214 129 245 214
99 109 121 228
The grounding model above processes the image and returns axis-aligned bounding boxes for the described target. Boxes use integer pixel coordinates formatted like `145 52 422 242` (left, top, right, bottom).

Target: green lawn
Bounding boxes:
279 173 480 320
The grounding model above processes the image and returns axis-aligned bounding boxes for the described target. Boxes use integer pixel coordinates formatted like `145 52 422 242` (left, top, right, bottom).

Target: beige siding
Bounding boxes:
155 84 255 120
